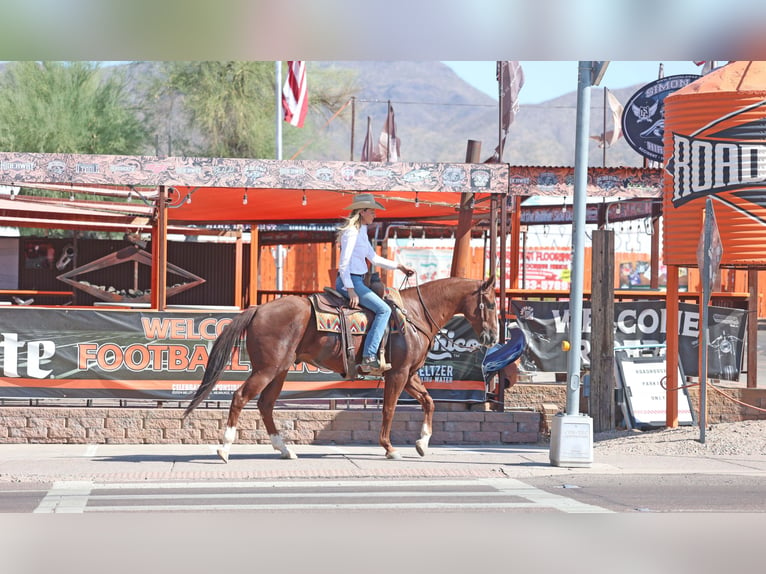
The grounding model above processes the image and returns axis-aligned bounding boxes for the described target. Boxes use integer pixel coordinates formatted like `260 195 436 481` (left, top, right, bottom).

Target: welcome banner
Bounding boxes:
512 300 746 380
0 308 487 402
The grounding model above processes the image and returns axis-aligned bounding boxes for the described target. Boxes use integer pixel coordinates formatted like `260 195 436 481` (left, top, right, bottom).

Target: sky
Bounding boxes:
443 61 707 104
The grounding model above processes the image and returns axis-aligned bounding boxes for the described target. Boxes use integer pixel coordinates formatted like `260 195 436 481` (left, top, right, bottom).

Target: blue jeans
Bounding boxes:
336 274 391 358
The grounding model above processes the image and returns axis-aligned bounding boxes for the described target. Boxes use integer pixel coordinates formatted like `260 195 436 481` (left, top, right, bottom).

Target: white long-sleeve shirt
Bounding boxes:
338 224 398 289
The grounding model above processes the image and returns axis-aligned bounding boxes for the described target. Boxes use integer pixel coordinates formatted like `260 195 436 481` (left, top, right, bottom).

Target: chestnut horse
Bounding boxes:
183 276 498 461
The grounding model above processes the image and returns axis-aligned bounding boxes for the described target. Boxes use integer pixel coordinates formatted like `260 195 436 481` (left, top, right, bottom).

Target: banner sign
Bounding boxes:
512 299 746 380
0 308 487 403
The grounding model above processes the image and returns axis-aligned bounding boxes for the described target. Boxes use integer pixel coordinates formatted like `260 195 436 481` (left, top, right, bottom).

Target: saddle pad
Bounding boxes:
314 309 369 334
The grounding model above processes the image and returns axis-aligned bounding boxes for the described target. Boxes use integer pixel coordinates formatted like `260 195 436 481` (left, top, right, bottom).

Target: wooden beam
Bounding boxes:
248 225 259 307
150 186 168 311
450 140 481 278
665 265 679 428
590 230 615 432
748 268 758 388
234 232 243 308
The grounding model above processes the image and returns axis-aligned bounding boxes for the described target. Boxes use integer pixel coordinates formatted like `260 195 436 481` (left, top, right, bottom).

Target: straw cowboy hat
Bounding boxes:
345 193 385 211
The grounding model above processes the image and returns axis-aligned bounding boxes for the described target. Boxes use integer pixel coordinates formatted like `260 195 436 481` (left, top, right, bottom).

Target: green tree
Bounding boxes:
0 61 148 154
0 61 148 237
154 61 358 159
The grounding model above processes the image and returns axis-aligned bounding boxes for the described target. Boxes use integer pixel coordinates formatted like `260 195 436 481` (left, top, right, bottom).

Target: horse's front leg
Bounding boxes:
258 374 297 459
379 370 409 460
404 373 434 457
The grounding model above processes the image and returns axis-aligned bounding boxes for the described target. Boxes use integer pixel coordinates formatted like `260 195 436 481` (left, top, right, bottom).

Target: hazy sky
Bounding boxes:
443 61 707 104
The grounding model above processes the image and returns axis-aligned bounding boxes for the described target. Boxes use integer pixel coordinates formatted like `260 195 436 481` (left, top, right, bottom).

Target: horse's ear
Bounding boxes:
481 275 495 291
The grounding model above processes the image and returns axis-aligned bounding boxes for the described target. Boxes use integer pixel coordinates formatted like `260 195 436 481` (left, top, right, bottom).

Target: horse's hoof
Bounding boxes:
386 451 403 460
217 449 229 463
280 450 298 460
415 440 427 457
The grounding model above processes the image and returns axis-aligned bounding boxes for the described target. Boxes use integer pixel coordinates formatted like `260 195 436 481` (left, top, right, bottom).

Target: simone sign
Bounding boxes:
621 74 699 163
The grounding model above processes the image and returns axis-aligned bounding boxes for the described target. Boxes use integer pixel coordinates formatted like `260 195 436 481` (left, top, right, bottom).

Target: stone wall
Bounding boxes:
505 381 766 431
0 406 540 445
4 380 763 446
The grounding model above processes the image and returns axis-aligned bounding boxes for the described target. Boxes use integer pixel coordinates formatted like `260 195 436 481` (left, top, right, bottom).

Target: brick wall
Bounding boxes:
505 382 766 430
0 406 540 445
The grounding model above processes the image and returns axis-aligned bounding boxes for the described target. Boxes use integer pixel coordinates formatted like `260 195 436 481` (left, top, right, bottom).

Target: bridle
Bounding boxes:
476 285 498 344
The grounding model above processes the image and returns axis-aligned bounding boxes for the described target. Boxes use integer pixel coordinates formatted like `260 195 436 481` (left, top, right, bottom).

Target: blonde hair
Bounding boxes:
336 209 363 239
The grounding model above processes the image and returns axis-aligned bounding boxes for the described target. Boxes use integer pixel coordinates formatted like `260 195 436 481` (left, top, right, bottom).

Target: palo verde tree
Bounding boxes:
0 61 149 237
154 61 358 159
0 61 148 154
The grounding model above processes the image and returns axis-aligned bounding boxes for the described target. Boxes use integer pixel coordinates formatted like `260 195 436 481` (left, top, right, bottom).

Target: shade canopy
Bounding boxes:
0 152 662 232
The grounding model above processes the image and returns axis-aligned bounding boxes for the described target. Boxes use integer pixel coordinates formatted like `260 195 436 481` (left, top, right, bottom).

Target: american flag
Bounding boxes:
282 61 308 127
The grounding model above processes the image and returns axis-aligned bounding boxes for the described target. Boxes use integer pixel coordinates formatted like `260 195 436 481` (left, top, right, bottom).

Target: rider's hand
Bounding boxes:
347 287 359 308
398 264 415 277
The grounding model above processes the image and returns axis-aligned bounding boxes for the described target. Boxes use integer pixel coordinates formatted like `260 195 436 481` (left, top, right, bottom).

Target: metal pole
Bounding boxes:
275 61 283 160
601 87 607 167
565 61 592 416
350 96 356 160
699 199 714 443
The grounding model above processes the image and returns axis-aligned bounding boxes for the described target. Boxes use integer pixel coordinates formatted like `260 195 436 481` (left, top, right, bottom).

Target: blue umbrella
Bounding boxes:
482 327 527 382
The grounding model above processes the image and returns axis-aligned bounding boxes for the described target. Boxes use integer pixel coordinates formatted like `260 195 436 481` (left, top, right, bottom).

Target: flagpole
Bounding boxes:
386 100 392 161
602 87 607 167
497 62 503 161
350 96 356 160
275 61 283 160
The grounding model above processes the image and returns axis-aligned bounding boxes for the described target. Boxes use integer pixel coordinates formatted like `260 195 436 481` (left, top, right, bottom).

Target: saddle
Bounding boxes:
309 285 408 379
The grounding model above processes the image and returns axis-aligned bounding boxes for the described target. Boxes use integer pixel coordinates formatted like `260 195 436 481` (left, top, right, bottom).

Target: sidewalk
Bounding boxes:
2 441 766 484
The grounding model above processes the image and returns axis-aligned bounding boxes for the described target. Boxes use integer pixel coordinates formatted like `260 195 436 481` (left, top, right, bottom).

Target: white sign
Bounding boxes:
616 355 694 427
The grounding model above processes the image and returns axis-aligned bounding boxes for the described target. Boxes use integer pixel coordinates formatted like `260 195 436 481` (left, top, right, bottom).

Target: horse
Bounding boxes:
183 276 498 461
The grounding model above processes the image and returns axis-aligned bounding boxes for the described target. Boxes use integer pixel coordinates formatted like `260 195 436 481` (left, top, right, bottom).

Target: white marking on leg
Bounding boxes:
270 433 297 459
217 425 237 463
415 422 431 457
222 425 237 451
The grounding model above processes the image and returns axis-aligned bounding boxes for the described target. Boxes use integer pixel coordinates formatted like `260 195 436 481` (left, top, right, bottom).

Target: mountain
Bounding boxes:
284 61 651 167
7 61 653 167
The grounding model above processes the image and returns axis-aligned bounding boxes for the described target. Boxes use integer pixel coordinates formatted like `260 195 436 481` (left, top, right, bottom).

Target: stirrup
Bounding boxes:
378 349 392 372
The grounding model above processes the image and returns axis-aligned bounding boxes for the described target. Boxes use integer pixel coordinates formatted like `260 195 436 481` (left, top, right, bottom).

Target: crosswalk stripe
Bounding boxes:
33 477 613 514
34 480 93 513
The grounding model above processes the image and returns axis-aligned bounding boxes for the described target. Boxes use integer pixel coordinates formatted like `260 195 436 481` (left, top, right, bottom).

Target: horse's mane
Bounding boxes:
398 277 482 320
401 276 480 298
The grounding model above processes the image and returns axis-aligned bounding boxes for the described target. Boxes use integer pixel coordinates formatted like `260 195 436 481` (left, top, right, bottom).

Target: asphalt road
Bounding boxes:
3 472 766 514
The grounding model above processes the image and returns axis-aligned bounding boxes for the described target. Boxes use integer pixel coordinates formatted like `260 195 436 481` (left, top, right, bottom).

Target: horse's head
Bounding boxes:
465 276 498 347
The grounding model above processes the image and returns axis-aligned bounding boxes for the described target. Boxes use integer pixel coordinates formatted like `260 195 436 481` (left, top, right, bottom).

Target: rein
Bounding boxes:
402 275 438 332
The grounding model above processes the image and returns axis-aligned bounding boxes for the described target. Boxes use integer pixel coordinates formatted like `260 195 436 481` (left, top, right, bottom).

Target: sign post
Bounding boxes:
696 198 722 443
549 61 604 467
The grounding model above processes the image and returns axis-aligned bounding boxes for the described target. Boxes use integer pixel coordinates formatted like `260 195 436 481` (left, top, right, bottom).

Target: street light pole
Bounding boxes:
549 61 608 467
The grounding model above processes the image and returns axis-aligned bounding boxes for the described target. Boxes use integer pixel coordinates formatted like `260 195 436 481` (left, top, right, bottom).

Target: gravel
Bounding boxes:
592 419 766 457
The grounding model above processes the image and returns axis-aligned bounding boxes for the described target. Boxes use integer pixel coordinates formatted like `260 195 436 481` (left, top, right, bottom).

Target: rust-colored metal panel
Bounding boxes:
664 61 766 267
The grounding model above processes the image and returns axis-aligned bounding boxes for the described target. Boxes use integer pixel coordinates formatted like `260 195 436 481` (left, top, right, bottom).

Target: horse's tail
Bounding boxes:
183 306 259 418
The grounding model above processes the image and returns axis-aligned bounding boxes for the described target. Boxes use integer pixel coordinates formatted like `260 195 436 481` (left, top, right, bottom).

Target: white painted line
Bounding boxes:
76 477 613 514
84 502 546 512
86 490 504 501
94 479 486 490
481 478 613 514
33 481 94 514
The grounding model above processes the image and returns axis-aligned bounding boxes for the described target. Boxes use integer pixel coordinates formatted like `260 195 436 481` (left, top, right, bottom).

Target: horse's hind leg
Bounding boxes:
258 374 296 459
218 371 272 463
404 374 435 457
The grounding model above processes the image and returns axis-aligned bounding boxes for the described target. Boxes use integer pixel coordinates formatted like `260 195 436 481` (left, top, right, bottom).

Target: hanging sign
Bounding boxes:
621 74 699 163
